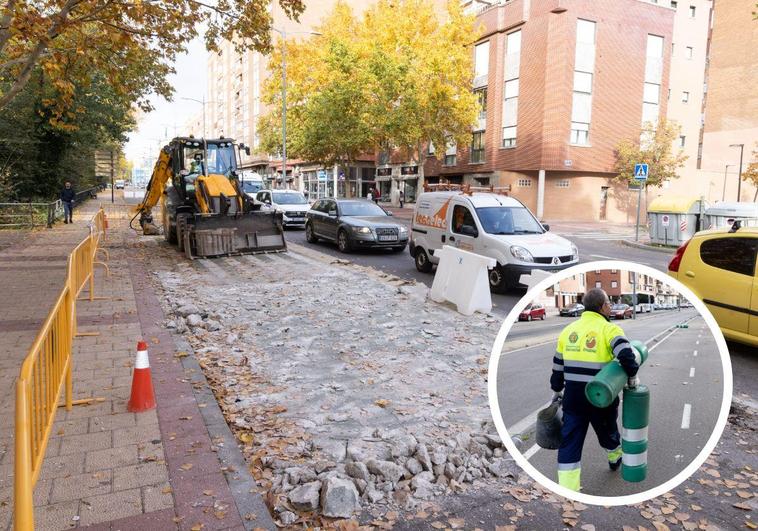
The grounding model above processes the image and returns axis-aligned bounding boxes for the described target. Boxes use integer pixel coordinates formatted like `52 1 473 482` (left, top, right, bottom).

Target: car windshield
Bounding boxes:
273 192 308 205
475 206 544 234
611 304 625 310
339 201 388 217
241 181 262 193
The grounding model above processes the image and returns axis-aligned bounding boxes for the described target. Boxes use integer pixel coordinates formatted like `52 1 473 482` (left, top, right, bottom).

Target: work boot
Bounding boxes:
607 446 623 471
64 219 68 224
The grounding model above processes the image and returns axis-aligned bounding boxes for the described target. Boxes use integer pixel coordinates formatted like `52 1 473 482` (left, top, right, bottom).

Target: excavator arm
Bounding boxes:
133 146 172 234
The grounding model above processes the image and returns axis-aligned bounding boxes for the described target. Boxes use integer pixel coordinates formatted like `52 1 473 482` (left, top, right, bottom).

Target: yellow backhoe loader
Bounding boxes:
133 137 286 258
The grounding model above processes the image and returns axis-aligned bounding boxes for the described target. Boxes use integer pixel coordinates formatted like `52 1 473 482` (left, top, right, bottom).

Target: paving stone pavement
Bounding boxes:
0 198 274 530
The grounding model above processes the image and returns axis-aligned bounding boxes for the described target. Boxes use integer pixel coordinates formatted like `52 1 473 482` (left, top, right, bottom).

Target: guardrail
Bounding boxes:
0 186 102 229
13 206 109 530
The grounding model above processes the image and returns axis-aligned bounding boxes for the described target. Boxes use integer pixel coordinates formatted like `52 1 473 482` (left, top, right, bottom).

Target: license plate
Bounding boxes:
378 235 398 242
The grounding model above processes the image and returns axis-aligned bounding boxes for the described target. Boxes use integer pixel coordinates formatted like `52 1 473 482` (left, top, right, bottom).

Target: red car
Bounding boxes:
610 303 633 319
519 303 546 321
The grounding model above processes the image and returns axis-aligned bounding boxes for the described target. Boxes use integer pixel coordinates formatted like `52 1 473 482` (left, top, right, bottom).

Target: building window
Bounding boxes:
474 41 490 86
671 0 677 7
428 141 435 155
685 46 693 59
611 281 618 288
642 34 664 127
611 269 618 273
517 178 531 187
502 30 521 148
571 20 596 145
556 179 570 188
679 135 686 147
475 88 487 122
689 5 696 17
682 91 690 102
595 281 602 288
471 131 485 163
444 138 457 166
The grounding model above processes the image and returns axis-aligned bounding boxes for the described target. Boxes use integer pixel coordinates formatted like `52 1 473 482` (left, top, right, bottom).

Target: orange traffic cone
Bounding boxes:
127 341 156 412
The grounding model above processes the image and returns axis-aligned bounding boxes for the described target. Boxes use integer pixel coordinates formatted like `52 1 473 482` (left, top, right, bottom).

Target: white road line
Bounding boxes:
590 254 623 260
647 328 679 352
523 444 540 460
681 404 692 429
689 367 695 378
693 350 698 357
696 340 700 345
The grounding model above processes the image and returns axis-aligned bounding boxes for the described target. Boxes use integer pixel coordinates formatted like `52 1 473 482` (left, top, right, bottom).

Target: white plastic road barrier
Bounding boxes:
429 245 496 315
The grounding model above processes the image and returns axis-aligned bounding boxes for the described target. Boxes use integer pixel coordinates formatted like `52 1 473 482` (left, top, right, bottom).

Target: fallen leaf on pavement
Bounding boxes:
175 351 189 358
239 433 253 443
180 416 192 420
191 525 203 531
430 522 446 529
737 491 753 499
674 512 690 521
449 518 465 528
652 523 670 531
203 490 214 496
161 486 172 494
375 399 390 408
180 463 193 471
691 505 702 511
733 502 752 510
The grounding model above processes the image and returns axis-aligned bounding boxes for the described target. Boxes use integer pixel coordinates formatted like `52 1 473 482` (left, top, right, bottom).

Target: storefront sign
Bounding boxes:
376 167 393 177
401 165 419 176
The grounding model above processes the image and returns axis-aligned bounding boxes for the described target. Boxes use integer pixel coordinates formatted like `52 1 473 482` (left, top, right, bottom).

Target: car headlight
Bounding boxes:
353 226 372 234
510 245 534 262
570 244 578 259
399 226 408 234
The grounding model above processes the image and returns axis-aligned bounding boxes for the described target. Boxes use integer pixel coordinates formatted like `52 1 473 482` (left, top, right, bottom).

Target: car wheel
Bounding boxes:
414 248 433 273
337 229 351 253
527 314 532 321
305 222 318 243
488 265 509 294
541 313 545 320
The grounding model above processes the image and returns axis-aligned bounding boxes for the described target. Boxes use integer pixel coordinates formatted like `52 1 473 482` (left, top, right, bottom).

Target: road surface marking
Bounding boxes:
681 404 692 429
693 350 698 357
523 444 540 459
696 340 700 345
689 367 695 378
647 327 679 352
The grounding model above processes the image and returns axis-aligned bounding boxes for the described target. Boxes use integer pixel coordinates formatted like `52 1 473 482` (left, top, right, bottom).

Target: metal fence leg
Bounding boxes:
14 380 34 531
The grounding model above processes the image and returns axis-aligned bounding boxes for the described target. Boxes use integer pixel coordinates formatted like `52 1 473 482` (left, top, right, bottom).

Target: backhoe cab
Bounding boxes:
135 137 286 258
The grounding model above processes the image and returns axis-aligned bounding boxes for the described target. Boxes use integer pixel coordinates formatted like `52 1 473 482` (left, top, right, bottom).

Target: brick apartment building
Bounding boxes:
422 0 676 222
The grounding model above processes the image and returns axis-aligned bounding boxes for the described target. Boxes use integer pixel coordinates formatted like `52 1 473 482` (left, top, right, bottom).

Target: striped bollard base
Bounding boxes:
622 384 650 482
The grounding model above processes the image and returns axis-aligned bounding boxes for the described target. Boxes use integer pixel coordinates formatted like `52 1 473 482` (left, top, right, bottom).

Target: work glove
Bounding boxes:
626 376 640 389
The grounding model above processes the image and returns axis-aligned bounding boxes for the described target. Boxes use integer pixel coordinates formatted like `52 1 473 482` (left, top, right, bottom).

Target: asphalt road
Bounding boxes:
495 310 725 497
283 222 674 319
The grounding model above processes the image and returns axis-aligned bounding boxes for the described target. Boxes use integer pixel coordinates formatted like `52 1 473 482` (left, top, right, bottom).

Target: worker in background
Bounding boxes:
60 181 75 224
551 287 639 491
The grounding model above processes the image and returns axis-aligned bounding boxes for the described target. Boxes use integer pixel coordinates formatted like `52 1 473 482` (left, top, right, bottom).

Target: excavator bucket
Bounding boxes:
184 211 286 258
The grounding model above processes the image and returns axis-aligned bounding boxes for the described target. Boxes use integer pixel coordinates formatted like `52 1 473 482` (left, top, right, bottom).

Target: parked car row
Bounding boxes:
251 189 580 294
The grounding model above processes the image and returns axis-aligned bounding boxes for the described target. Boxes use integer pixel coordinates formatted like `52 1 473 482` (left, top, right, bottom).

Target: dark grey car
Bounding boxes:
305 199 409 253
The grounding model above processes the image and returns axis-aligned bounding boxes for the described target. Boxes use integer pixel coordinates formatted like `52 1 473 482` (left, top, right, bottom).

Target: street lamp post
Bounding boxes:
730 143 744 201
272 27 321 190
181 96 216 138
722 164 733 202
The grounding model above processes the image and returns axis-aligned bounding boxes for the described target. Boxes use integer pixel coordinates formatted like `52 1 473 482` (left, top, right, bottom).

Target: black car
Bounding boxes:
559 303 585 317
305 199 409 253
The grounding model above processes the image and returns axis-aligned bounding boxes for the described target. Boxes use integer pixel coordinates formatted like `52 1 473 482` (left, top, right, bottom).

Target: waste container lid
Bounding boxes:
704 202 758 218
648 196 705 214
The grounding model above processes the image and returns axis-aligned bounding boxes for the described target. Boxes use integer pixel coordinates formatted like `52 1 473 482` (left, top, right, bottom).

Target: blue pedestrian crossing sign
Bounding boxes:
634 163 649 180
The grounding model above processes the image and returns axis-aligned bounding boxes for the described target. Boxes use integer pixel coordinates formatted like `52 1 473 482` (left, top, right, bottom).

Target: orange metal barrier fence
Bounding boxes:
14 207 109 530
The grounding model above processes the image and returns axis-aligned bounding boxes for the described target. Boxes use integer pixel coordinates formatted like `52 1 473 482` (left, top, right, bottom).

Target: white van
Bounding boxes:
409 191 578 292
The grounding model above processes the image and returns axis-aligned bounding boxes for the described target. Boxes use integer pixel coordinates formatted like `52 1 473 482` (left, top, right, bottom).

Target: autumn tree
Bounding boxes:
0 0 305 114
258 0 480 172
739 143 758 201
613 120 688 187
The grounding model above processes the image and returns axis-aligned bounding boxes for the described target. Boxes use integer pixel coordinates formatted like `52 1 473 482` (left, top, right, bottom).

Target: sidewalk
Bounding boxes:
0 199 273 530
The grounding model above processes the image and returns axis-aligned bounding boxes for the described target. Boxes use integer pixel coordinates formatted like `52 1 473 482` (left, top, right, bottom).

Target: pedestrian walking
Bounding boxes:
367 190 373 202
551 288 640 492
60 181 75 224
373 187 380 205
399 189 405 208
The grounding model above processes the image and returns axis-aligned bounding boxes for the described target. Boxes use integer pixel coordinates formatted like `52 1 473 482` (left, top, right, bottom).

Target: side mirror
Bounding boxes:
386 211 394 216
542 224 550 231
460 225 478 238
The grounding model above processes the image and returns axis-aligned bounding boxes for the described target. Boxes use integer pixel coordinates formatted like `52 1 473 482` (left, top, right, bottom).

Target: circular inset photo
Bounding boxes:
488 261 732 506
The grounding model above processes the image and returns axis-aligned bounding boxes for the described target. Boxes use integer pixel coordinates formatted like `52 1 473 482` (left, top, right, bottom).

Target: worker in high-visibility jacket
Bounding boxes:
551 288 640 491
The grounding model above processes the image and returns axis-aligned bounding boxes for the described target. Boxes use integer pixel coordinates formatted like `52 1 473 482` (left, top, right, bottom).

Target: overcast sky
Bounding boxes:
123 36 208 170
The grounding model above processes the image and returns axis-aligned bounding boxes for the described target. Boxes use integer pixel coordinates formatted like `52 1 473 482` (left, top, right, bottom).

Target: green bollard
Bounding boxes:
622 384 650 482
585 340 648 408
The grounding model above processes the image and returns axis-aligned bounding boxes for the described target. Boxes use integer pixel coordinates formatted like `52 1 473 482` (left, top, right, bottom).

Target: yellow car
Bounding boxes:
668 224 758 347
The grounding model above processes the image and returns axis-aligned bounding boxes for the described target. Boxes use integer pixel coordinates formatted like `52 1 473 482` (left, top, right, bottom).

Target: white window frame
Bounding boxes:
571 19 596 145
502 30 521 148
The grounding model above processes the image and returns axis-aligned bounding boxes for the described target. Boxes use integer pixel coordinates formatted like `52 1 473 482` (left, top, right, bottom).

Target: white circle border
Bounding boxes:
487 259 733 506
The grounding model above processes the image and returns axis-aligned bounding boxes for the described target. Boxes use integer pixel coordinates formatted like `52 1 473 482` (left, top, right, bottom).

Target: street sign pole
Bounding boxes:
633 163 649 242
110 149 115 204
632 271 638 320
